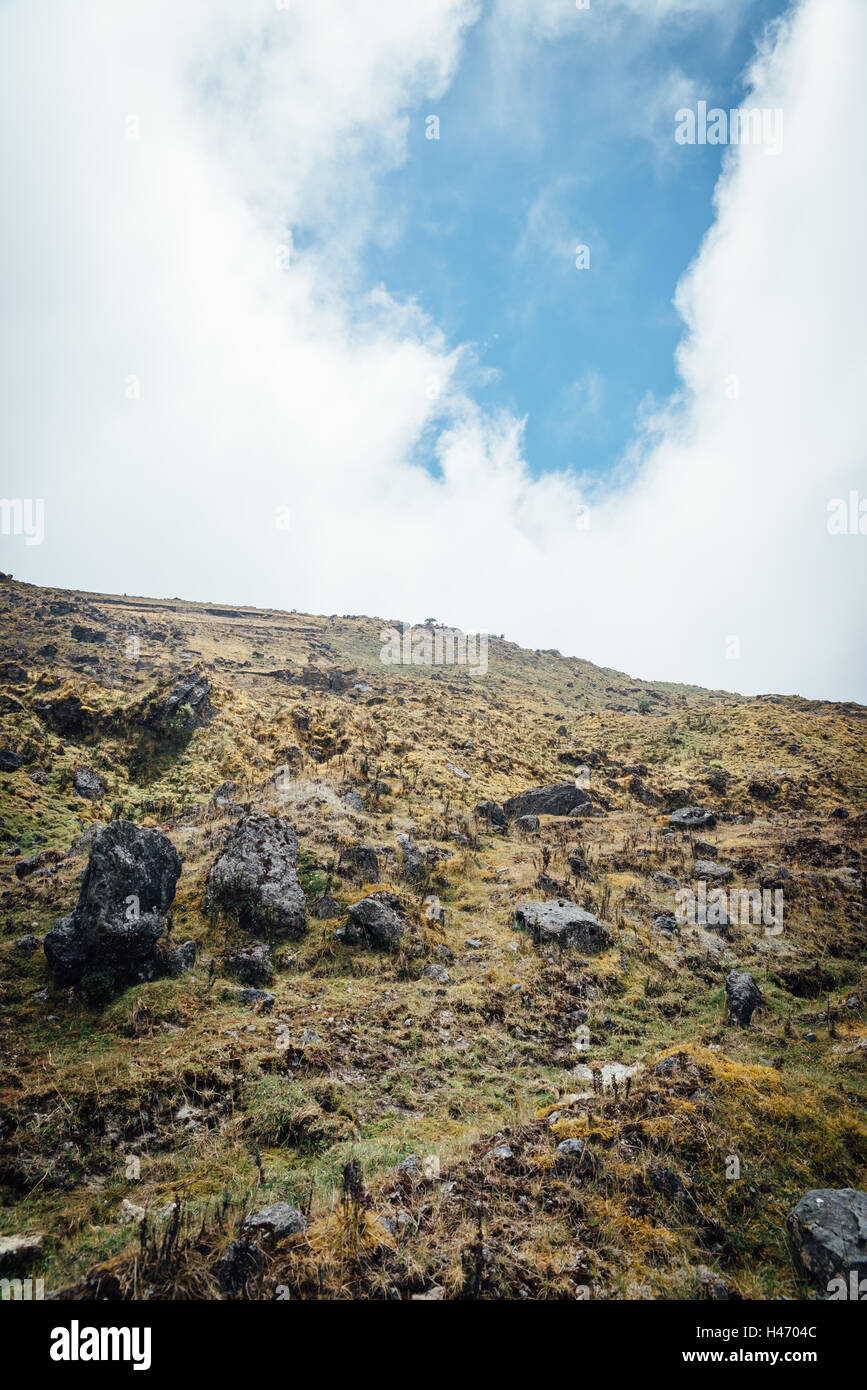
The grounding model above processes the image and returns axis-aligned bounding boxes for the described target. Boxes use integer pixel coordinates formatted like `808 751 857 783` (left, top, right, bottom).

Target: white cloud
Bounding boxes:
1 0 865 700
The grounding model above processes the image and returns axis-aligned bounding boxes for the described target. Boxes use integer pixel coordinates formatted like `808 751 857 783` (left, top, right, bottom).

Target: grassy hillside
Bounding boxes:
0 575 864 1299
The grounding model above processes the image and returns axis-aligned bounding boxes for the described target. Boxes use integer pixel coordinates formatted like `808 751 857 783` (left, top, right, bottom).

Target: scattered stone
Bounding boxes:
556 1138 585 1157
13 933 42 955
649 1165 696 1208
0 1232 44 1273
445 761 470 780
787 1189 867 1284
396 832 425 884
117 1198 146 1226
206 813 306 939
513 899 613 953
725 970 762 1027
423 963 450 984
423 895 445 926
44 820 181 989
396 1154 422 1177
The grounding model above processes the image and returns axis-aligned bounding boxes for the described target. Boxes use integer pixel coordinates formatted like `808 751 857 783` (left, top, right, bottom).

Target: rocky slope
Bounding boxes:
0 574 864 1299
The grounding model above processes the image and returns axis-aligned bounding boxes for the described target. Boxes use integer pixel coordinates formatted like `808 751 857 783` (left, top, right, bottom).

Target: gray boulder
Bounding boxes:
515 814 540 833
725 970 762 1026
396 833 425 884
162 940 197 977
670 807 716 831
337 891 404 949
504 783 592 820
206 813 306 939
513 899 613 953
310 894 342 919
212 780 236 808
0 749 22 771
694 860 733 882
343 790 364 812
653 872 679 889
787 1189 867 1285
44 820 181 988
235 988 275 1010
73 766 105 800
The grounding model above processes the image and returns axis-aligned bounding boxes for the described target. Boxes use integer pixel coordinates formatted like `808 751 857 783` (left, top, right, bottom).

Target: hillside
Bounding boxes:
0 574 864 1300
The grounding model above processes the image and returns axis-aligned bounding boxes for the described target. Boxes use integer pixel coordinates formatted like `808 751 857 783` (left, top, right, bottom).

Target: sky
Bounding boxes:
1 0 865 701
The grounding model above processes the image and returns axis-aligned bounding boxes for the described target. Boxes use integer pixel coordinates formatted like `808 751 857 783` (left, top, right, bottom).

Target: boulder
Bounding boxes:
342 790 364 812
693 860 733 882
670 807 716 831
396 833 425 884
44 820 181 989
423 963 450 984
725 970 762 1027
241 1202 308 1240
787 1189 867 1285
337 892 404 949
515 814 540 833
692 840 717 858
310 894 342 919
212 780 236 808
475 800 506 829
206 813 306 938
73 766 105 800
653 872 679 889
235 988 275 1010
337 845 379 881
513 899 613 953
162 940 197 977
223 940 273 987
504 783 592 820
0 749 22 771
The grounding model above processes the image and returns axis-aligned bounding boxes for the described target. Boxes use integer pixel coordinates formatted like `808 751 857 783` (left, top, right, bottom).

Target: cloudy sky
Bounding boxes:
1 0 865 700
